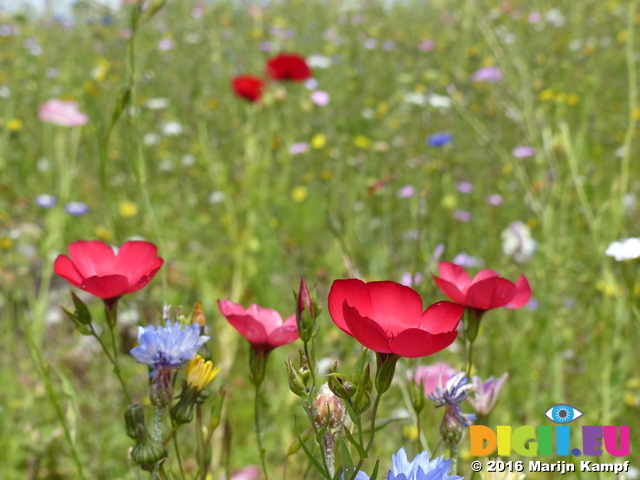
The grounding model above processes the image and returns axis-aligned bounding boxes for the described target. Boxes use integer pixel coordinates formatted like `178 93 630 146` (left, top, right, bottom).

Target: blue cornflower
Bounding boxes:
427 132 452 147
346 448 462 480
65 201 89 216
131 320 210 373
429 372 476 428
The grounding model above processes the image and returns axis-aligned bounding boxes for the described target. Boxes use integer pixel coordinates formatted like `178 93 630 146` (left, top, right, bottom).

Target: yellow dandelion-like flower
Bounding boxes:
353 135 371 149
311 134 326 149
292 185 308 203
567 94 580 106
94 226 113 241
119 200 138 218
1 237 12 250
7 119 22 131
539 88 554 102
186 355 219 392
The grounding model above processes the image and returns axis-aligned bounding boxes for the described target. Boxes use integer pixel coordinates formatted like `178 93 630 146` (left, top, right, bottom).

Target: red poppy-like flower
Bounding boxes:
53 240 163 306
328 279 464 358
266 54 311 81
432 262 531 312
217 300 299 353
232 75 265 102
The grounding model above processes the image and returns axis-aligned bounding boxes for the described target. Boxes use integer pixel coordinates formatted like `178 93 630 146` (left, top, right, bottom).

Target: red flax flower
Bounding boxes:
432 262 531 314
328 279 464 358
54 240 163 310
266 53 311 81
232 75 265 103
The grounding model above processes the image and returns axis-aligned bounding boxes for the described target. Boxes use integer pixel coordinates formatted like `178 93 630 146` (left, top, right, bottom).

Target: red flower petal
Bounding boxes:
342 301 391 354
267 314 299 348
438 262 470 290
53 255 83 287
246 304 286 335
68 240 116 277
432 275 467 305
506 275 531 309
266 54 311 81
470 269 499 285
391 329 458 358
465 277 516 310
126 257 164 294
328 279 374 335
81 275 129 299
421 301 464 335
365 281 423 331
232 75 265 102
112 241 162 284
217 300 269 346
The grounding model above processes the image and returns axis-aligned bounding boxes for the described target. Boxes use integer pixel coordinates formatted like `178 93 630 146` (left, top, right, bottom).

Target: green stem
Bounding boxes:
197 405 207 480
449 444 459 476
350 392 383 480
254 383 269 480
150 407 164 480
88 324 132 403
465 340 474 378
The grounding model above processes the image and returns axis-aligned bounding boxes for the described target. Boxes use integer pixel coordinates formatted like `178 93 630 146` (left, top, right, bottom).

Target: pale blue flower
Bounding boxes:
429 372 476 428
388 447 462 480
131 321 209 372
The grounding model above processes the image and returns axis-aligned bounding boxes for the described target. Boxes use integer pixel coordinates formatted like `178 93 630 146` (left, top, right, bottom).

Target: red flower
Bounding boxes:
266 54 311 81
217 300 299 353
327 279 464 358
54 240 163 305
232 75 265 103
432 262 531 312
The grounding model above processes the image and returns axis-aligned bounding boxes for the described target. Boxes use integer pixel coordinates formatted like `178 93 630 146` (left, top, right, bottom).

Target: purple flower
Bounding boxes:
452 252 482 268
471 66 503 83
364 38 377 49
487 194 503 206
397 185 415 198
311 90 330 106
35 194 57 209
456 181 473 193
158 39 175 51
65 202 89 216
427 132 452 147
383 40 395 51
528 12 541 23
512 146 536 158
400 272 424 287
418 40 435 51
453 210 472 222
526 297 539 311
304 78 319 90
260 41 272 52
467 373 508 417
429 372 476 428
46 68 59 78
289 142 310 155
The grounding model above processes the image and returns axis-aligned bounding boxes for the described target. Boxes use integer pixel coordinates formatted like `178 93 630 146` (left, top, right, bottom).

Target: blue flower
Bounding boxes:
65 201 89 216
131 321 209 373
344 448 462 480
429 372 476 428
387 448 462 480
427 132 452 147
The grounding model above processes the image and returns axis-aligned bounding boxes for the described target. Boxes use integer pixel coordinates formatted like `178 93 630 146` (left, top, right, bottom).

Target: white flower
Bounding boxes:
501 221 537 263
403 92 427 106
143 133 160 146
605 238 640 261
426 93 452 109
145 98 170 110
307 55 332 69
161 121 182 136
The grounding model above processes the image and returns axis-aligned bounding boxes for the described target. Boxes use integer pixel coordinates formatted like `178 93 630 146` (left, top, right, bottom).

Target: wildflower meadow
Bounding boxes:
1 0 640 479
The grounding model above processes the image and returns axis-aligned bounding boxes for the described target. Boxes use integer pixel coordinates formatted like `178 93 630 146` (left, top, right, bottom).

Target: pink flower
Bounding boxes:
38 99 88 127
418 40 435 51
467 373 509 417
471 66 503 83
310 90 330 106
409 362 458 396
217 300 298 354
218 466 260 480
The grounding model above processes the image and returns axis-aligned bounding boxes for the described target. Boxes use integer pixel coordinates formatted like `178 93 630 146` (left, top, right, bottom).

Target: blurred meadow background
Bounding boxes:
1 0 640 478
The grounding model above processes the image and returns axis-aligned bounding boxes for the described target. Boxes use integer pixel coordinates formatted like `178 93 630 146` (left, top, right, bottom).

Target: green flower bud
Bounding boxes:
409 376 425 414
149 368 173 409
62 307 91 336
286 357 308 399
327 362 356 400
374 353 400 395
124 404 145 440
170 383 198 425
131 430 167 470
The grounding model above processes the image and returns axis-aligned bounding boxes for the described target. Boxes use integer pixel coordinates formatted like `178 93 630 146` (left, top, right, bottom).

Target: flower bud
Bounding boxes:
351 364 372 415
71 292 92 325
149 368 174 408
62 307 91 335
131 430 168 470
191 302 206 329
409 376 425 414
170 384 197 425
249 345 268 387
124 404 146 440
374 353 400 395
327 362 356 400
440 411 464 447
295 278 315 342
313 383 345 430
286 357 308 399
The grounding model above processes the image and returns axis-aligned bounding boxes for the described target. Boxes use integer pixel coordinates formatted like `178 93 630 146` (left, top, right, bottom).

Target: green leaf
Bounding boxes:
343 426 368 460
338 435 354 478
369 459 380 480
294 417 331 480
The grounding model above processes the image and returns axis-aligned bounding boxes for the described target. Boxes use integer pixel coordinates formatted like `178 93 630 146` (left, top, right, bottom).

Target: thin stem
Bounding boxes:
254 383 269 480
449 444 459 476
88 324 132 403
303 340 316 388
350 392 383 480
172 433 186 480
465 341 474 378
197 404 207 480
150 407 164 480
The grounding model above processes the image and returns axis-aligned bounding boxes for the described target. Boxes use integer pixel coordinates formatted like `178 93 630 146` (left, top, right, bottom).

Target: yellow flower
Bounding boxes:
311 134 326 149
7 119 22 131
353 135 371 149
320 170 333 180
567 94 580 106
119 200 138 218
539 88 554 102
441 194 457 210
94 226 113 241
1 237 11 250
186 355 219 392
402 425 419 442
291 186 308 202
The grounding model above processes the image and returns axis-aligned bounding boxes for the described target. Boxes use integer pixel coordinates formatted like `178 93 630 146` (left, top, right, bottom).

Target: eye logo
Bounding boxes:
545 404 584 424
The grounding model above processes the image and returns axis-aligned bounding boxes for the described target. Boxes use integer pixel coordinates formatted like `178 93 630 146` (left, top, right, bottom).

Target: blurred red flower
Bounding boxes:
432 261 531 312
54 240 163 306
266 54 311 81
328 279 463 358
232 75 265 102
217 300 298 353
